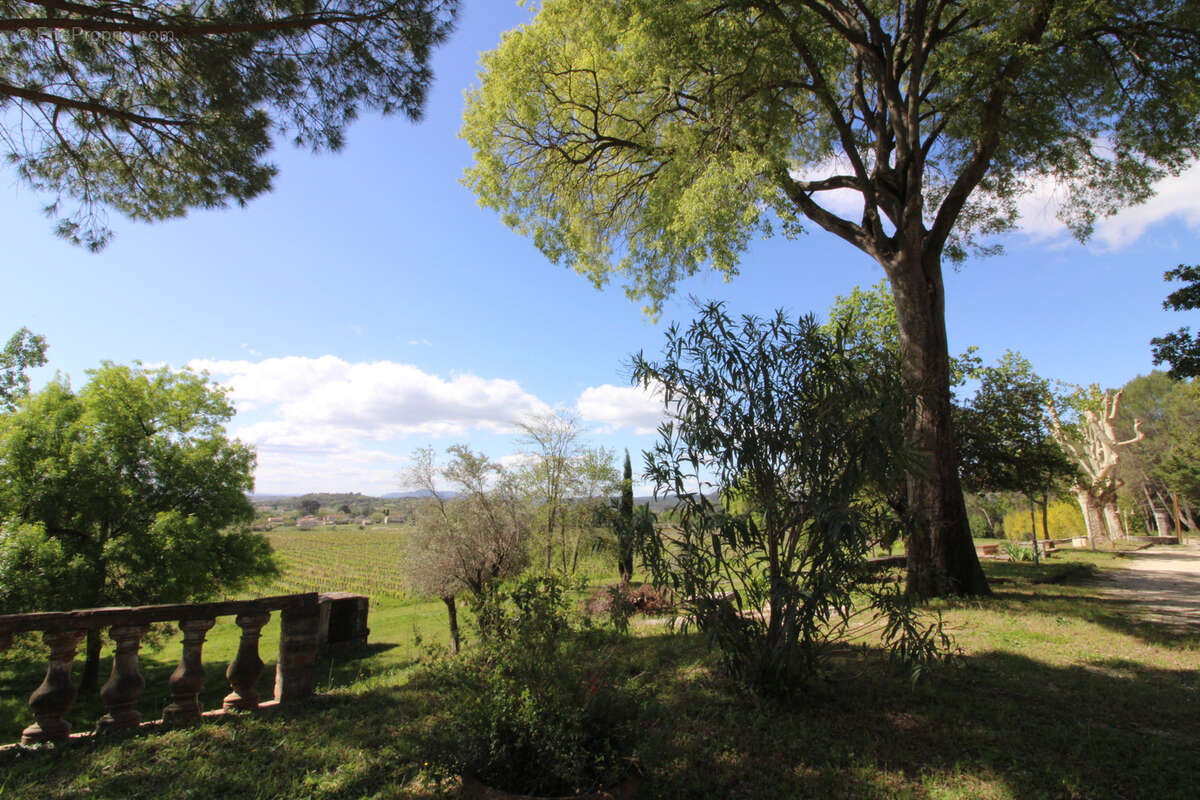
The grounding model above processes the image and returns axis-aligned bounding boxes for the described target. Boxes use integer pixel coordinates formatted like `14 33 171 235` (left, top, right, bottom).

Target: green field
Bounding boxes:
260 525 414 601
2 532 1199 799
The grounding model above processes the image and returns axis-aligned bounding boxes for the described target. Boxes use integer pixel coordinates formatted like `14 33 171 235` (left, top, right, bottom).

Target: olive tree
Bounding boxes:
402 445 529 651
464 0 1200 597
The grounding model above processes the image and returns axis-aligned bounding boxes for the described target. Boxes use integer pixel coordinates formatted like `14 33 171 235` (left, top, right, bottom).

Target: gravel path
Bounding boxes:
1095 543 1200 631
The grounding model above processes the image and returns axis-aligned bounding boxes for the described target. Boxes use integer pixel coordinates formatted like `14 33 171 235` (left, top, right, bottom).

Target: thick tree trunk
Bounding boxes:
888 254 990 598
442 595 459 654
1073 487 1109 548
1102 501 1125 541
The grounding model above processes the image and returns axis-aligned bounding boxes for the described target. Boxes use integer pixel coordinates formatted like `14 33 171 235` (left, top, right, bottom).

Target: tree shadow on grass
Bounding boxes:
635 644 1200 800
2 630 1197 800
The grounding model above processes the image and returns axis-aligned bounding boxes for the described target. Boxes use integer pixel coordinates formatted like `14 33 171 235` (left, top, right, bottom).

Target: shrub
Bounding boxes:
632 302 948 693
419 575 641 796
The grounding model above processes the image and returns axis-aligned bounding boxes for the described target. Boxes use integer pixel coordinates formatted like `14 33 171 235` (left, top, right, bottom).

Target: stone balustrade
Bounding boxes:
0 592 368 748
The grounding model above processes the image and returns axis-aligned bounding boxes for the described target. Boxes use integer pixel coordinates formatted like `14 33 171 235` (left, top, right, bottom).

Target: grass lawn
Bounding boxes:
2 548 1197 799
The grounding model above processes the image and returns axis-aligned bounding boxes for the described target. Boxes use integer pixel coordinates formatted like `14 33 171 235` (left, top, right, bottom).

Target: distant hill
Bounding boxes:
249 491 685 512
380 490 461 499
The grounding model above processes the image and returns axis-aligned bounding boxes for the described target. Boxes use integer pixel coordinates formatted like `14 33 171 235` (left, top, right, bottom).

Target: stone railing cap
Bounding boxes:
0 593 319 635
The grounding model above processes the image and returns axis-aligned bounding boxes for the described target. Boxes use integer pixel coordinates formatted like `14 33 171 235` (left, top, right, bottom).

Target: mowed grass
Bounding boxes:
1 535 1197 800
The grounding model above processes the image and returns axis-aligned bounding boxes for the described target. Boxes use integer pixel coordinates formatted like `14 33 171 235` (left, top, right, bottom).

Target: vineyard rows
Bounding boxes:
261 527 414 602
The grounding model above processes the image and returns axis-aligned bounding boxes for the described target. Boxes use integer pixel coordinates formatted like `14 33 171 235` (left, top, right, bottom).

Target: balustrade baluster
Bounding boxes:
274 605 320 703
163 617 217 724
22 629 86 745
97 624 149 732
223 612 270 710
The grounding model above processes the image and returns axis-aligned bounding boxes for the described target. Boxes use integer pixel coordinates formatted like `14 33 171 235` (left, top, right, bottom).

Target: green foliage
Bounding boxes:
0 362 277 612
419 575 640 796
957 351 1076 500
1002 539 1036 562
402 445 529 606
0 328 48 412
3 0 459 249
0 521 90 612
464 0 1200 313
1115 372 1200 513
1151 265 1200 378
631 301 940 691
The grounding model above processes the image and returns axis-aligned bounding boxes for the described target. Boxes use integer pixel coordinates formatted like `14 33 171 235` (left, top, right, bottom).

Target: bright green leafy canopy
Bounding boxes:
0 362 276 613
0 327 47 411
464 0 1200 310
1 0 458 249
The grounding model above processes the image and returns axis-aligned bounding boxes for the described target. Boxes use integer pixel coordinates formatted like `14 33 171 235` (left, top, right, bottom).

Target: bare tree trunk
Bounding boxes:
1180 496 1196 531
1073 487 1109 549
79 628 103 693
1151 487 1174 536
979 505 997 539
1039 492 1050 540
442 595 459 654
1102 500 1125 542
889 254 990 599
1028 498 1040 564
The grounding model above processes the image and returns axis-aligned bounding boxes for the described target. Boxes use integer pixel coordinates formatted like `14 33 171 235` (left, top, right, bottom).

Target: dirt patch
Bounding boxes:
1094 543 1200 630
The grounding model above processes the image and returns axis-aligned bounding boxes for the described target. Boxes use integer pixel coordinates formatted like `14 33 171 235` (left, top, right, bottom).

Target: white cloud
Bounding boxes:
576 384 666 434
190 356 551 438
186 356 557 494
1015 162 1200 248
789 156 865 219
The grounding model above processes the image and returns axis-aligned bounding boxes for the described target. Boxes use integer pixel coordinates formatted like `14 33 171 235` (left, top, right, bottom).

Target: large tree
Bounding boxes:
463 0 1200 598
0 362 277 688
1 0 457 249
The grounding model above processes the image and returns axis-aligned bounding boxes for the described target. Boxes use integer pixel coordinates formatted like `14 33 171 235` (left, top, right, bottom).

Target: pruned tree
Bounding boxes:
463 0 1200 598
1048 388 1145 548
1 0 458 249
402 445 529 652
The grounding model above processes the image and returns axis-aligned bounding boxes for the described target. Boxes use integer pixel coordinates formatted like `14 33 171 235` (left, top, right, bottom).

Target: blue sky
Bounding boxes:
3 3 1198 495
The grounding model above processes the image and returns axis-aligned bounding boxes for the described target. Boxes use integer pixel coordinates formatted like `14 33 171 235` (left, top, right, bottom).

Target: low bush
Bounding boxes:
417 575 642 796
